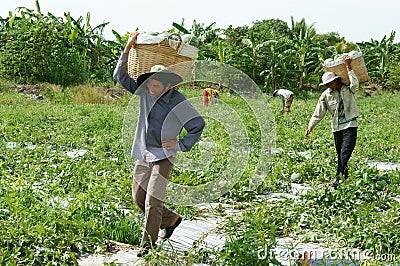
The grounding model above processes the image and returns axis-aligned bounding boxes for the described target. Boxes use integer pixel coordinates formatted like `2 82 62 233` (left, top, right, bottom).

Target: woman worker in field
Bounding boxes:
113 32 205 256
305 56 359 188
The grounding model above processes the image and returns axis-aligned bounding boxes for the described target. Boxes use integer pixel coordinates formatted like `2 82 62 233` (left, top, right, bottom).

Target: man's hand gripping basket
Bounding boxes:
323 51 369 85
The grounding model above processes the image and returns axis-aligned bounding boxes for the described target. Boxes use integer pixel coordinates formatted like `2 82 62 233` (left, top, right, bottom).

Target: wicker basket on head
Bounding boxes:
128 33 198 82
323 55 369 85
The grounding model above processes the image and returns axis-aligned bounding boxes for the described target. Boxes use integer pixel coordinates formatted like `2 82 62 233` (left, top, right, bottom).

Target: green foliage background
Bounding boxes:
0 2 121 87
0 0 400 265
1 1 400 90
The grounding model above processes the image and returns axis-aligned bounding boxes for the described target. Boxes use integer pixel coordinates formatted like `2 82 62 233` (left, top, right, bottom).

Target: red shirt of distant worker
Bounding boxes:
202 89 209 107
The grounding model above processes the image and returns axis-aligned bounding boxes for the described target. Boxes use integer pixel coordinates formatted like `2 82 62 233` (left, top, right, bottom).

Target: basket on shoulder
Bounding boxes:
128 33 199 83
322 50 369 85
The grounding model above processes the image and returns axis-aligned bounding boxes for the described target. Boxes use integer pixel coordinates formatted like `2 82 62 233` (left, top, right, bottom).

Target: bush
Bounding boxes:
384 53 400 91
0 9 90 87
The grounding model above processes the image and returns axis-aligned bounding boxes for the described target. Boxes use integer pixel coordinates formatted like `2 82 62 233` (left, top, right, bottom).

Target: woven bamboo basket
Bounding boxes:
324 55 369 85
128 33 198 82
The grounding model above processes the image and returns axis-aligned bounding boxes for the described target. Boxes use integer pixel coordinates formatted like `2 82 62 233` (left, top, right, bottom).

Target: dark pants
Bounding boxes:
333 127 357 178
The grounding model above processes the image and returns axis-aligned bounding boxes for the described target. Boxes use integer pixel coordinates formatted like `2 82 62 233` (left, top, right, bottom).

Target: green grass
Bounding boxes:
0 89 139 264
205 90 400 265
1 85 399 265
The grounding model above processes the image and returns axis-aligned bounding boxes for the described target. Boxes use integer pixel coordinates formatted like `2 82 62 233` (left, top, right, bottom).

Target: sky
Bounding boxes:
1 0 399 43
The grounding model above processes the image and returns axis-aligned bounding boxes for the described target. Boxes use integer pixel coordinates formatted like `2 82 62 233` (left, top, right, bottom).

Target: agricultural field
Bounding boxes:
0 84 399 265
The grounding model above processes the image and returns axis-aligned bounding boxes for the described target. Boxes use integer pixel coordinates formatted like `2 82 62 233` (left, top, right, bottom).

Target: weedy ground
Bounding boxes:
0 83 399 265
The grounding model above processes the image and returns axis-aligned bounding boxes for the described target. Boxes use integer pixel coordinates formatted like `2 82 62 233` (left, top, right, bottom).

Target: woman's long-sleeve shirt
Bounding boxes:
308 70 360 132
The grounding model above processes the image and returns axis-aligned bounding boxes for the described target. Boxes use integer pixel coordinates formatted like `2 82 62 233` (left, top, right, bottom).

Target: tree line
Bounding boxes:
1 0 399 91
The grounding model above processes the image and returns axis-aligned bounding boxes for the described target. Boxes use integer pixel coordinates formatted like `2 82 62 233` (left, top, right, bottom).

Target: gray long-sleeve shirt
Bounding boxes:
113 52 205 162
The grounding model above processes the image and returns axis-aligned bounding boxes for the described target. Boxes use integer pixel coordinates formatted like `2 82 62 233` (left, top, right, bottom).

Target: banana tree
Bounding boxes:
358 31 397 84
171 19 222 60
287 17 323 90
262 40 299 91
237 34 275 84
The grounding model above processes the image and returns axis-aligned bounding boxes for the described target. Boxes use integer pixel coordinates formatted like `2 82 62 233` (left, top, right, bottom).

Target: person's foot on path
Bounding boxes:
331 178 342 189
136 247 149 257
137 243 155 257
159 215 182 240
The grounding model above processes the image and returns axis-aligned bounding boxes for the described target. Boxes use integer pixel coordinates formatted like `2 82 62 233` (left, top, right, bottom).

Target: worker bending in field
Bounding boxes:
272 89 294 114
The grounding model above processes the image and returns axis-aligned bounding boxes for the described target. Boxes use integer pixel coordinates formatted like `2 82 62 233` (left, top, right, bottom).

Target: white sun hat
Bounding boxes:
320 72 341 86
